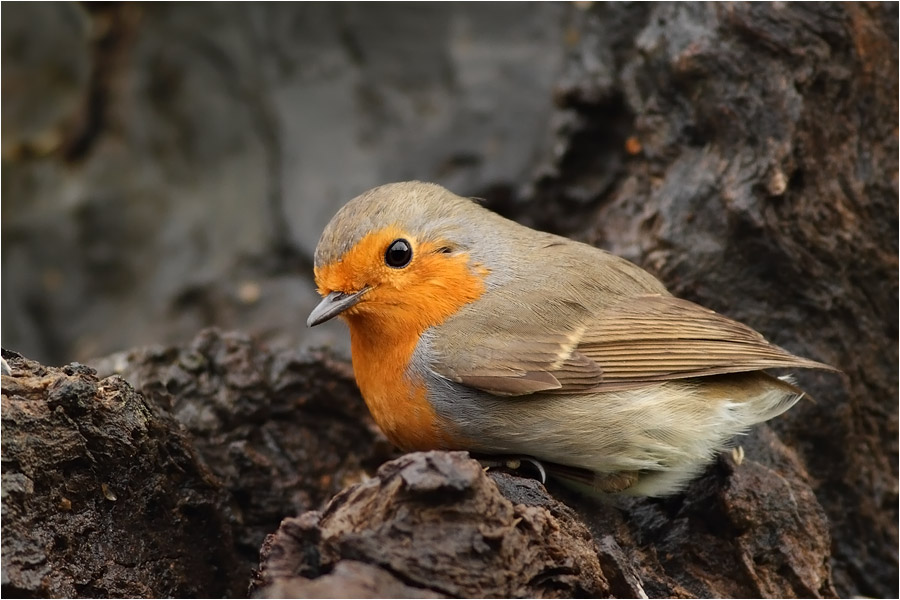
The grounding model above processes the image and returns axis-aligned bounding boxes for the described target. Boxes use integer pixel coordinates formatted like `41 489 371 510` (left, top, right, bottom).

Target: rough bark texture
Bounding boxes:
2 333 398 597
90 330 399 580
0 331 840 599
252 438 834 599
254 452 609 599
2 2 897 598
544 5 898 597
1 348 242 597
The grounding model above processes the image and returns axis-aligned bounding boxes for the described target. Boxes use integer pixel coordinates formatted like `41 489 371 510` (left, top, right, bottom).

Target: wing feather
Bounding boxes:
575 296 834 388
432 293 834 396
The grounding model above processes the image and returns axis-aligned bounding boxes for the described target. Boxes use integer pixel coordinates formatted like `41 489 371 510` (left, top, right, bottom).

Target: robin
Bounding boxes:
307 181 835 496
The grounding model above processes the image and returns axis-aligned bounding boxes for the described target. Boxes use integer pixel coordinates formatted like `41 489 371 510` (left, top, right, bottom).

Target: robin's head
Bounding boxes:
307 182 491 330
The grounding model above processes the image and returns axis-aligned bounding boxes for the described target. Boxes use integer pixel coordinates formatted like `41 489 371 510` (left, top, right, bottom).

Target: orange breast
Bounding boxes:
349 320 451 451
316 234 489 451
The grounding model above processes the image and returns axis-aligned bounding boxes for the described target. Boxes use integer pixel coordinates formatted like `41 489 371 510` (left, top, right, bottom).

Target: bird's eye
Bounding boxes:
385 239 413 268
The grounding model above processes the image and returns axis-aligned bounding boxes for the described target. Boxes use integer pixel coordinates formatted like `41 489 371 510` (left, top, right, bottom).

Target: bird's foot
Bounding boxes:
731 445 745 466
475 454 641 494
476 455 547 484
530 460 640 494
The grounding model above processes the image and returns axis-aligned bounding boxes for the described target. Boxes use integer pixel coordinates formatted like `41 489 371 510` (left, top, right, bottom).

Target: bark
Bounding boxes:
1 331 836 598
541 5 898 597
1 348 241 597
91 330 399 580
252 440 833 598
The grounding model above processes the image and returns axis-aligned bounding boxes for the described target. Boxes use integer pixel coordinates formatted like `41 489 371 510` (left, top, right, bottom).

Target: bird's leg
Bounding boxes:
475 454 640 493
476 455 547 484
536 460 640 493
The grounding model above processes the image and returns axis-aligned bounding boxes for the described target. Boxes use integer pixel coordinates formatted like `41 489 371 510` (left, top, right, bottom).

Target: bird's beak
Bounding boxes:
307 288 370 327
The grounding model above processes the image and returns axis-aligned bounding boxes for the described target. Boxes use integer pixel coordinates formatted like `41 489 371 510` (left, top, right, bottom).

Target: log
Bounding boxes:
2 330 835 598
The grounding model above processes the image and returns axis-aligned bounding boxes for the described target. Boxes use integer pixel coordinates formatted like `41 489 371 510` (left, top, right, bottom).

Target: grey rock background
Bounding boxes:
2 2 567 364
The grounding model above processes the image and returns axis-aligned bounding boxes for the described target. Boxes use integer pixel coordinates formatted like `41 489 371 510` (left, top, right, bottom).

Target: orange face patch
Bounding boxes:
314 226 407 298
313 226 488 332
313 226 488 450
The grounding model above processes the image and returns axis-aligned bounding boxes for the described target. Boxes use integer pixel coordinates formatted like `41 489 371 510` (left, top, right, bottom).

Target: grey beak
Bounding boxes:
307 288 369 327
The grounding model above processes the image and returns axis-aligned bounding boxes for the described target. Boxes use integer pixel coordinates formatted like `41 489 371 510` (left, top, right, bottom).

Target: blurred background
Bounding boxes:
3 2 577 364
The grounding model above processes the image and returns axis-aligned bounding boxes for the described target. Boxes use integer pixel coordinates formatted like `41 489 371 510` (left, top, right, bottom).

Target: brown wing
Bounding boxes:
431 326 605 396
431 294 836 396
571 295 836 392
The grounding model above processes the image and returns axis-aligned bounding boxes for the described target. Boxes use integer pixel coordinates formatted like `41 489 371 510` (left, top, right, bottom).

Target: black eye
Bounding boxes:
385 239 413 268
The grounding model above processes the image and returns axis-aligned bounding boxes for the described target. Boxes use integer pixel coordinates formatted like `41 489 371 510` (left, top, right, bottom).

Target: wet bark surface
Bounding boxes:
2 2 896 598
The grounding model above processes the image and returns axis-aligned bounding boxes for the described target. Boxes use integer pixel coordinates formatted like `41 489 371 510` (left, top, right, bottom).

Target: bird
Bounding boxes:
306 181 835 496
